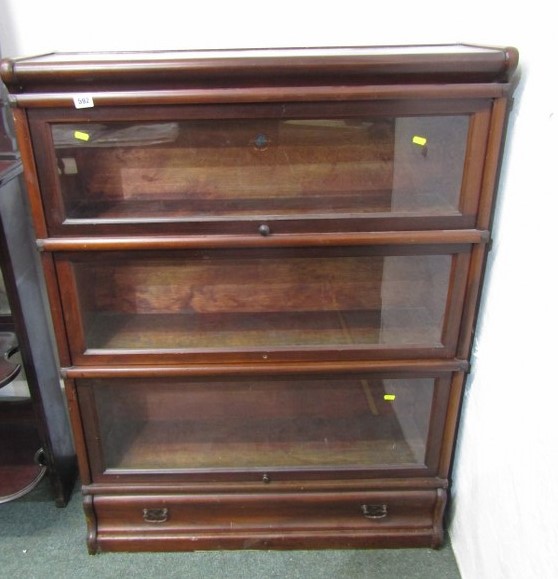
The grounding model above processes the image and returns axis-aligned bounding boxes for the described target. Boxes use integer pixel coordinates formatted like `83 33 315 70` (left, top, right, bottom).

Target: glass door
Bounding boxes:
56 245 470 364
78 372 452 481
29 101 491 235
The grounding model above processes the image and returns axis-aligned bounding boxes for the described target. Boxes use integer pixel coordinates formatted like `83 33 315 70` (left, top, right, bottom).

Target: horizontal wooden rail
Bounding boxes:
62 358 469 379
38 230 489 252
9 83 511 108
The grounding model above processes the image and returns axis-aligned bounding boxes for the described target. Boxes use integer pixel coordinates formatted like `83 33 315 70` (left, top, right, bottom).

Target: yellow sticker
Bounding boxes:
74 130 90 142
384 394 396 401
412 135 427 146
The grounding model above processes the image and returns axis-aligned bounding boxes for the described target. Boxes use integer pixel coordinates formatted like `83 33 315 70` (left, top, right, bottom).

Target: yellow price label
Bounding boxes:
384 394 396 401
74 130 90 142
412 135 427 146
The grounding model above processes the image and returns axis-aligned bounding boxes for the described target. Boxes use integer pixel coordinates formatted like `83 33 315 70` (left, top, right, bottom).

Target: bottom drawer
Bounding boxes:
90 488 446 552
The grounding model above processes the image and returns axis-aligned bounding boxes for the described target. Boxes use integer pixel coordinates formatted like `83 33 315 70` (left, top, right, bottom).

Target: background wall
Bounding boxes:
1 2 556 577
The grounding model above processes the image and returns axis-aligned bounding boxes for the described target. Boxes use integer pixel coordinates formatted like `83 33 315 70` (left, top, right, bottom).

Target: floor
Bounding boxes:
0 479 462 579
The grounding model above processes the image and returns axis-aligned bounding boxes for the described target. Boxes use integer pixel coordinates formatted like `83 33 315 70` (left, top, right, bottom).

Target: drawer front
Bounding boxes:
55 245 471 365
92 489 445 550
29 101 491 235
76 372 454 481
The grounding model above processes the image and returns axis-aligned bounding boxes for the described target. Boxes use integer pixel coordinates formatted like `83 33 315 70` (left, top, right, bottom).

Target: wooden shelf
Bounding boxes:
103 418 421 470
84 309 442 351
66 192 396 221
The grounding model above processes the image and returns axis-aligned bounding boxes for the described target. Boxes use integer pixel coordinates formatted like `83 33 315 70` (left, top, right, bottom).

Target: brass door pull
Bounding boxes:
143 507 169 523
361 504 388 519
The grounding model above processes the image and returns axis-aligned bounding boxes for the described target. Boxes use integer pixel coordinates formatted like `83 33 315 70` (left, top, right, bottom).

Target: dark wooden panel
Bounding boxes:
1 45 518 88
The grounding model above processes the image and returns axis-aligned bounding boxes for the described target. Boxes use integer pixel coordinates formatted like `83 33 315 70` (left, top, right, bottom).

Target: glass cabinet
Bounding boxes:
2 44 518 552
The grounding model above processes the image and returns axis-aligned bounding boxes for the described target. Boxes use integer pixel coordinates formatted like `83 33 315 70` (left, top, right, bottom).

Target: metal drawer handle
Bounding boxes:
143 507 169 523
361 504 388 519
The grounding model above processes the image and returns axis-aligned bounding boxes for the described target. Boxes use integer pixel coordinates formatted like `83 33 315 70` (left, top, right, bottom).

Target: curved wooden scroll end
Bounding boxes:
83 494 99 555
504 46 520 81
0 58 18 88
431 487 448 549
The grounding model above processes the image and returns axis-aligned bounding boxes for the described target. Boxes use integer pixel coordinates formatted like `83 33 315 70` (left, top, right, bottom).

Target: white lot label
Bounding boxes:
73 94 94 109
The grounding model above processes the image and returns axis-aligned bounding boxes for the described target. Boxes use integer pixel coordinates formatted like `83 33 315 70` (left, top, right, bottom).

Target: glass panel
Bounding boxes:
86 376 436 471
52 116 469 221
70 251 452 353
